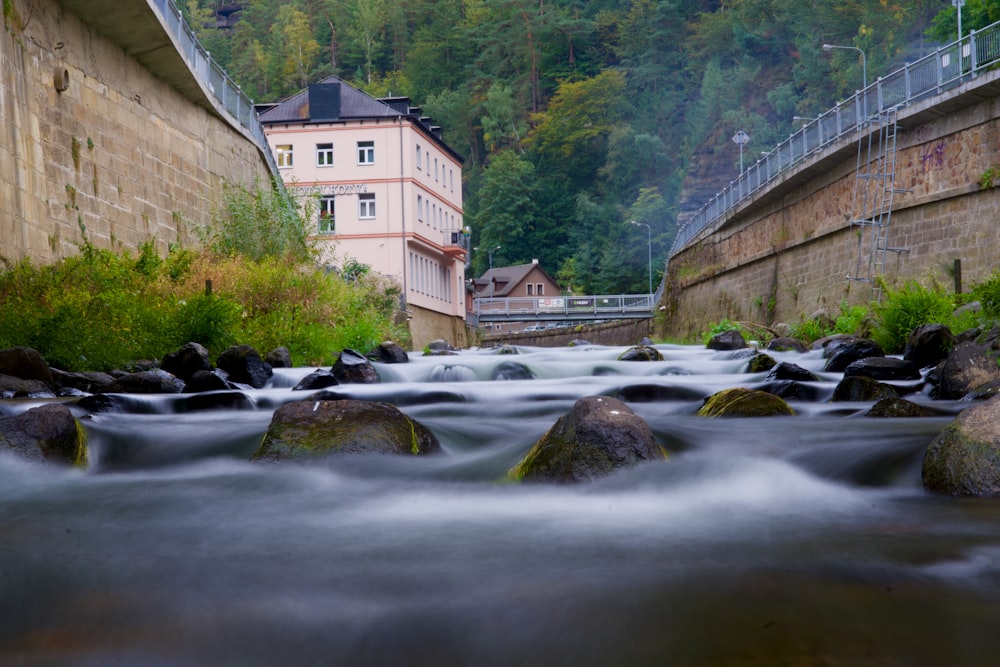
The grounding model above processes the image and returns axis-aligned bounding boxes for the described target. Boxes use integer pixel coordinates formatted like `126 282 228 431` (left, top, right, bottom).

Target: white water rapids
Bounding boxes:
1 343 999 666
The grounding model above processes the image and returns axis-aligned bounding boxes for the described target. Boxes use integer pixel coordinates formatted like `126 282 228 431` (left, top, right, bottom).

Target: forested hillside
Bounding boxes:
185 0 985 294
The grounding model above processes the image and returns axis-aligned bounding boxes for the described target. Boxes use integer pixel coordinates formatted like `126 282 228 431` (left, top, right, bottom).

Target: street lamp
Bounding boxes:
823 43 868 116
953 0 964 42
474 245 501 298
629 221 652 296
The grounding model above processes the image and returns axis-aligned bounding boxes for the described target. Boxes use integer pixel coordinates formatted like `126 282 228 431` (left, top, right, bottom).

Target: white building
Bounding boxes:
258 76 468 348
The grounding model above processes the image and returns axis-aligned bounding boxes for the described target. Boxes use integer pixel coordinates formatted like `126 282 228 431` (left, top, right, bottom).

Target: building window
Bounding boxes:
537 283 544 296
318 196 335 234
450 169 454 191
276 144 293 168
416 145 422 170
526 284 534 296
316 143 333 167
434 158 439 181
359 192 376 219
357 140 375 165
417 194 423 221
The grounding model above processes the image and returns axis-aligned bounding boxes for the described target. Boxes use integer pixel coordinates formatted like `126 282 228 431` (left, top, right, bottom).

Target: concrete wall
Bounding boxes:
481 319 652 348
660 75 1000 341
0 0 273 264
408 304 470 350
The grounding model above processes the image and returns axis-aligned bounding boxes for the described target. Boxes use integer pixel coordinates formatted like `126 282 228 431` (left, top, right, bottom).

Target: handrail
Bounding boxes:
670 21 1000 258
474 294 654 320
147 0 279 176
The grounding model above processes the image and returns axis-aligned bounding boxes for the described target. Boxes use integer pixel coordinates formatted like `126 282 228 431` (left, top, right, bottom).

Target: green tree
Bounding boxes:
469 150 538 274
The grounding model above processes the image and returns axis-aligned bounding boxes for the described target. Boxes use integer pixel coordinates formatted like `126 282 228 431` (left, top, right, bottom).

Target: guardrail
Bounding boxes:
670 20 1000 258
148 0 279 176
474 295 654 321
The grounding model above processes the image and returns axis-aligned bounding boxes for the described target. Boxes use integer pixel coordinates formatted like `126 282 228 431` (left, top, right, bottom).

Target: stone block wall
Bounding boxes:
0 0 273 265
661 92 1000 341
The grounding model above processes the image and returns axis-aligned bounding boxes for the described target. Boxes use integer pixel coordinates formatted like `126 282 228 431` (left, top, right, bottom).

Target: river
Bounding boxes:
2 342 999 666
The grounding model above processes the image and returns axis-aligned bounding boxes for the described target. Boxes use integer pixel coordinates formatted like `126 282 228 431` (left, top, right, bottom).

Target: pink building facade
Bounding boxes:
259 77 468 348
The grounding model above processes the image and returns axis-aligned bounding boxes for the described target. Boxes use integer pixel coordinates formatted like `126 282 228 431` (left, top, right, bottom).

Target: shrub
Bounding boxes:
871 280 955 354
971 269 1000 322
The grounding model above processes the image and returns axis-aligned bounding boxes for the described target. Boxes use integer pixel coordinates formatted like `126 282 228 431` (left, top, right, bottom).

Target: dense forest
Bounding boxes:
184 0 994 294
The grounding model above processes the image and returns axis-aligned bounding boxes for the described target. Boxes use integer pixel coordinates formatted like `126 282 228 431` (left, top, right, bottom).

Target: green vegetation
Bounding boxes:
181 0 972 295
0 179 406 371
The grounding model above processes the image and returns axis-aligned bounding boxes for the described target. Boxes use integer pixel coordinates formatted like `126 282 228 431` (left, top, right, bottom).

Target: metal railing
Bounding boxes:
474 295 655 321
148 0 279 176
670 21 1000 258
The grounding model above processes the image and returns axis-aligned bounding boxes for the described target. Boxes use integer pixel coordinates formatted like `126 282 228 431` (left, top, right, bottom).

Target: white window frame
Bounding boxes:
416 145 422 170
316 143 334 167
317 196 335 234
276 144 293 168
358 192 376 219
357 140 375 165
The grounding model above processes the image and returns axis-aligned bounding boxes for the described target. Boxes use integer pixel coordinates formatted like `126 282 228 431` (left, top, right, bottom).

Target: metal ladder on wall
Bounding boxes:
845 105 909 301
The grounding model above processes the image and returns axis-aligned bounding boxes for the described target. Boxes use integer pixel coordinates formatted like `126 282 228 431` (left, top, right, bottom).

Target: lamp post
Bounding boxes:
630 221 652 296
474 245 501 298
823 43 867 116
953 0 964 41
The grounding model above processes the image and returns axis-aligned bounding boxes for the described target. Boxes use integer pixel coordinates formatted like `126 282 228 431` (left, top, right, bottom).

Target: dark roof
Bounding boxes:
258 75 461 162
473 262 559 297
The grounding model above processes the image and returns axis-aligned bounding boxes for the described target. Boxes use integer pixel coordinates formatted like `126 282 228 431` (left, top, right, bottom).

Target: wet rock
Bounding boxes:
0 404 87 466
697 388 796 417
934 342 1000 400
903 324 956 369
292 369 339 391
332 349 379 384
428 365 476 382
0 346 54 387
609 384 705 403
770 322 793 337
424 339 458 355
823 338 884 372
746 353 777 373
368 341 409 364
843 357 921 382
811 334 858 355
265 347 293 368
217 345 272 389
110 369 185 394
766 337 809 353
184 369 239 393
508 396 666 484
491 361 534 381
0 374 54 399
755 380 824 402
253 399 440 461
568 339 593 347
831 376 899 402
493 344 519 355
865 398 937 418
50 368 116 394
638 337 656 346
923 396 1000 496
75 393 144 414
706 329 746 351
160 342 212 382
617 345 663 362
765 361 818 382
176 391 255 412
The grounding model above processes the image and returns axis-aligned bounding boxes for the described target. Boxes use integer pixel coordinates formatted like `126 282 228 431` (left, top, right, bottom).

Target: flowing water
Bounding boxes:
2 343 1000 666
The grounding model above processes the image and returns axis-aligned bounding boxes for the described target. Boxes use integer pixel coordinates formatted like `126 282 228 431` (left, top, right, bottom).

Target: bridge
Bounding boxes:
473 294 656 324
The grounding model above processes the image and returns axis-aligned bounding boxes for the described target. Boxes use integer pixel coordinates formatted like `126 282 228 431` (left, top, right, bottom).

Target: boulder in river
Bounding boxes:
903 324 956 369
508 396 666 484
822 338 883 372
217 345 273 389
332 349 380 384
0 346 54 387
698 387 796 417
766 337 809 353
842 357 921 382
617 345 663 362
160 342 212 382
830 376 899 402
0 404 87 466
253 399 440 461
746 353 777 373
933 342 1000 400
367 341 409 364
110 369 185 394
706 329 746 351
922 395 1000 496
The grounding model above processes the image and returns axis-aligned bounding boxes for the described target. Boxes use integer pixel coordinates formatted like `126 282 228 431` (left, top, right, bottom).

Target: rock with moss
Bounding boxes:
697 387 796 417
423 339 458 356
766 336 808 353
865 398 937 418
746 353 777 373
933 342 1000 400
0 404 87 466
765 361 818 382
253 399 439 461
617 345 663 362
508 396 666 483
922 396 1000 496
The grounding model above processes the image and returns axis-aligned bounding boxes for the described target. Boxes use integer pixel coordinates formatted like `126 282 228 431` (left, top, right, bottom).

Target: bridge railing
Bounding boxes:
474 295 654 320
148 0 279 176
671 20 1000 258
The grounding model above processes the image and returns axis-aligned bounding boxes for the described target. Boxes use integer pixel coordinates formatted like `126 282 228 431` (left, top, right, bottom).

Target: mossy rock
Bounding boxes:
617 345 663 361
253 399 439 461
865 398 936 418
697 387 796 417
508 396 667 483
0 404 87 466
830 376 899 402
746 353 777 373
923 396 1000 496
